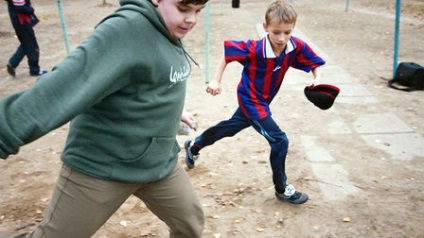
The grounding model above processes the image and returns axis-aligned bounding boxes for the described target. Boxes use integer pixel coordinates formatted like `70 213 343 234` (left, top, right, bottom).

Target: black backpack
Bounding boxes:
388 62 424 92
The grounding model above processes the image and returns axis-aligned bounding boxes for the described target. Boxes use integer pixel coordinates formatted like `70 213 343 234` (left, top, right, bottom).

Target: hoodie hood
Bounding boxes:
100 0 179 44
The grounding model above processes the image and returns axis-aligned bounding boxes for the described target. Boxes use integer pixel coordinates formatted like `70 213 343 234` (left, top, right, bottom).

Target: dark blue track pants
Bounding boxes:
194 108 289 192
8 27 40 75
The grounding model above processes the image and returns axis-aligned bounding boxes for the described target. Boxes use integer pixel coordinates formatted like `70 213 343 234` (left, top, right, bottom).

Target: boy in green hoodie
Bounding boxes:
0 0 208 237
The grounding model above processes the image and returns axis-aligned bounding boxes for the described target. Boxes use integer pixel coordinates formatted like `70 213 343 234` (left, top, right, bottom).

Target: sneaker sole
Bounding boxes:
7 65 15 77
184 140 195 169
275 192 309 204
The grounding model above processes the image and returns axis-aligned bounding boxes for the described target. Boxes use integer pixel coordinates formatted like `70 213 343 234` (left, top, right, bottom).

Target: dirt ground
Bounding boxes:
0 0 423 237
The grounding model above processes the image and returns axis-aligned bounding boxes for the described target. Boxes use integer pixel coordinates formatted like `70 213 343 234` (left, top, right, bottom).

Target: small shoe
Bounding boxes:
275 184 309 204
6 64 16 77
184 140 199 169
30 69 48 76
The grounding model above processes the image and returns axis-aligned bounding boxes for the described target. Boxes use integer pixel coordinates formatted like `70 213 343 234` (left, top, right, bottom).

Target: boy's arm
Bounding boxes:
310 66 322 86
206 55 227 96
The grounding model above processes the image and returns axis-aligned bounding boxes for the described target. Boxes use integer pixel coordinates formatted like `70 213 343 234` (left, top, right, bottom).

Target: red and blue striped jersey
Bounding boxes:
224 36 325 120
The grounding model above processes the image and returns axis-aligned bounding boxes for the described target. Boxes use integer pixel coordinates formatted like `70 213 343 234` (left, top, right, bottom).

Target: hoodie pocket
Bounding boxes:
110 137 181 182
123 137 180 167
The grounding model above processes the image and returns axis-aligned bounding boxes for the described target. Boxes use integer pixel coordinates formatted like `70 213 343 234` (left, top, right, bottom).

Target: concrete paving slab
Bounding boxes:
283 68 349 87
336 84 379 104
353 113 413 134
276 58 352 86
284 68 312 81
321 65 357 84
301 136 359 200
338 84 374 97
336 95 379 105
327 120 352 135
361 133 424 161
301 135 335 162
310 163 360 201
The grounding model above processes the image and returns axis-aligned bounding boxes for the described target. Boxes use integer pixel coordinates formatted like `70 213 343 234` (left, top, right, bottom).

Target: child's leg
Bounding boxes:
14 166 135 238
192 108 250 154
250 116 288 193
133 163 204 238
15 27 41 75
8 45 25 69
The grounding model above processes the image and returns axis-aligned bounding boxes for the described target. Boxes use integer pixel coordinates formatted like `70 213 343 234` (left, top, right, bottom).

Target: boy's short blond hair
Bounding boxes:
265 0 297 25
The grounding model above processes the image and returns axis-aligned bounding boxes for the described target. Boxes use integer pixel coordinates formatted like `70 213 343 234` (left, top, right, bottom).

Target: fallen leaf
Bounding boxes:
119 220 128 227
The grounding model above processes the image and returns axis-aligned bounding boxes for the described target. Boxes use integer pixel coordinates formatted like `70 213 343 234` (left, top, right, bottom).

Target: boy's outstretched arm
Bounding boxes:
206 55 227 96
310 66 322 86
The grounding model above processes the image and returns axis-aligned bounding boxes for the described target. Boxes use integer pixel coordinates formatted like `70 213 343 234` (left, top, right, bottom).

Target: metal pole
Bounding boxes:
205 2 210 83
393 0 401 78
57 0 71 55
345 0 350 12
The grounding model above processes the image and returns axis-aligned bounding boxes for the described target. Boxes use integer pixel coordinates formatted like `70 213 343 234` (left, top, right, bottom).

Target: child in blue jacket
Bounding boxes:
5 0 48 77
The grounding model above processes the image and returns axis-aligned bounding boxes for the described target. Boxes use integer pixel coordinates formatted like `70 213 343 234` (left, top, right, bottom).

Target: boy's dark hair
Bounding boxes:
180 0 209 5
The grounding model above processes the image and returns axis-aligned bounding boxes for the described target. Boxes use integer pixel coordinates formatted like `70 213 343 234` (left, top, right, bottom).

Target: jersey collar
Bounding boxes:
263 35 296 58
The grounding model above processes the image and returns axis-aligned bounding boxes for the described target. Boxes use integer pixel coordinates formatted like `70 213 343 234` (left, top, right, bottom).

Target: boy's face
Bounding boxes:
263 20 295 54
152 0 205 39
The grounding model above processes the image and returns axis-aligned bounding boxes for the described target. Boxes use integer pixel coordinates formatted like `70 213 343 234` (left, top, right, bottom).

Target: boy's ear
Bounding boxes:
262 22 268 32
151 0 159 6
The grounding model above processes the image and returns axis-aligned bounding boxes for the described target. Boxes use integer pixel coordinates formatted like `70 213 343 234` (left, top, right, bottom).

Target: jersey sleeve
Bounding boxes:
291 38 326 72
224 40 251 64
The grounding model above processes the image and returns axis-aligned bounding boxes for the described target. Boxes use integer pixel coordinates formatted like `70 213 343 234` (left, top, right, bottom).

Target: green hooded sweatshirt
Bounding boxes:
0 0 192 183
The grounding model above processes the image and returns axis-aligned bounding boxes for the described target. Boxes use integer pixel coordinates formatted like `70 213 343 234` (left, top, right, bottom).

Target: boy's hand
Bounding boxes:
206 80 221 96
309 80 319 87
181 110 197 130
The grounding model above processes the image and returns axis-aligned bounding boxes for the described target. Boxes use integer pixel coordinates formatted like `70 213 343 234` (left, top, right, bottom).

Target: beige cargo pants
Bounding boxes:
12 163 204 238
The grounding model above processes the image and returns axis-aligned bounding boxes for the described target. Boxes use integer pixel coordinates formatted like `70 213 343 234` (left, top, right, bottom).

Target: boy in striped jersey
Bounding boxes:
185 0 325 204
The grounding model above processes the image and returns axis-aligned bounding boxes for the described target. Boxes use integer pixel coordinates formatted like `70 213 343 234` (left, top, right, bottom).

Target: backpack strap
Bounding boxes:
388 78 413 92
